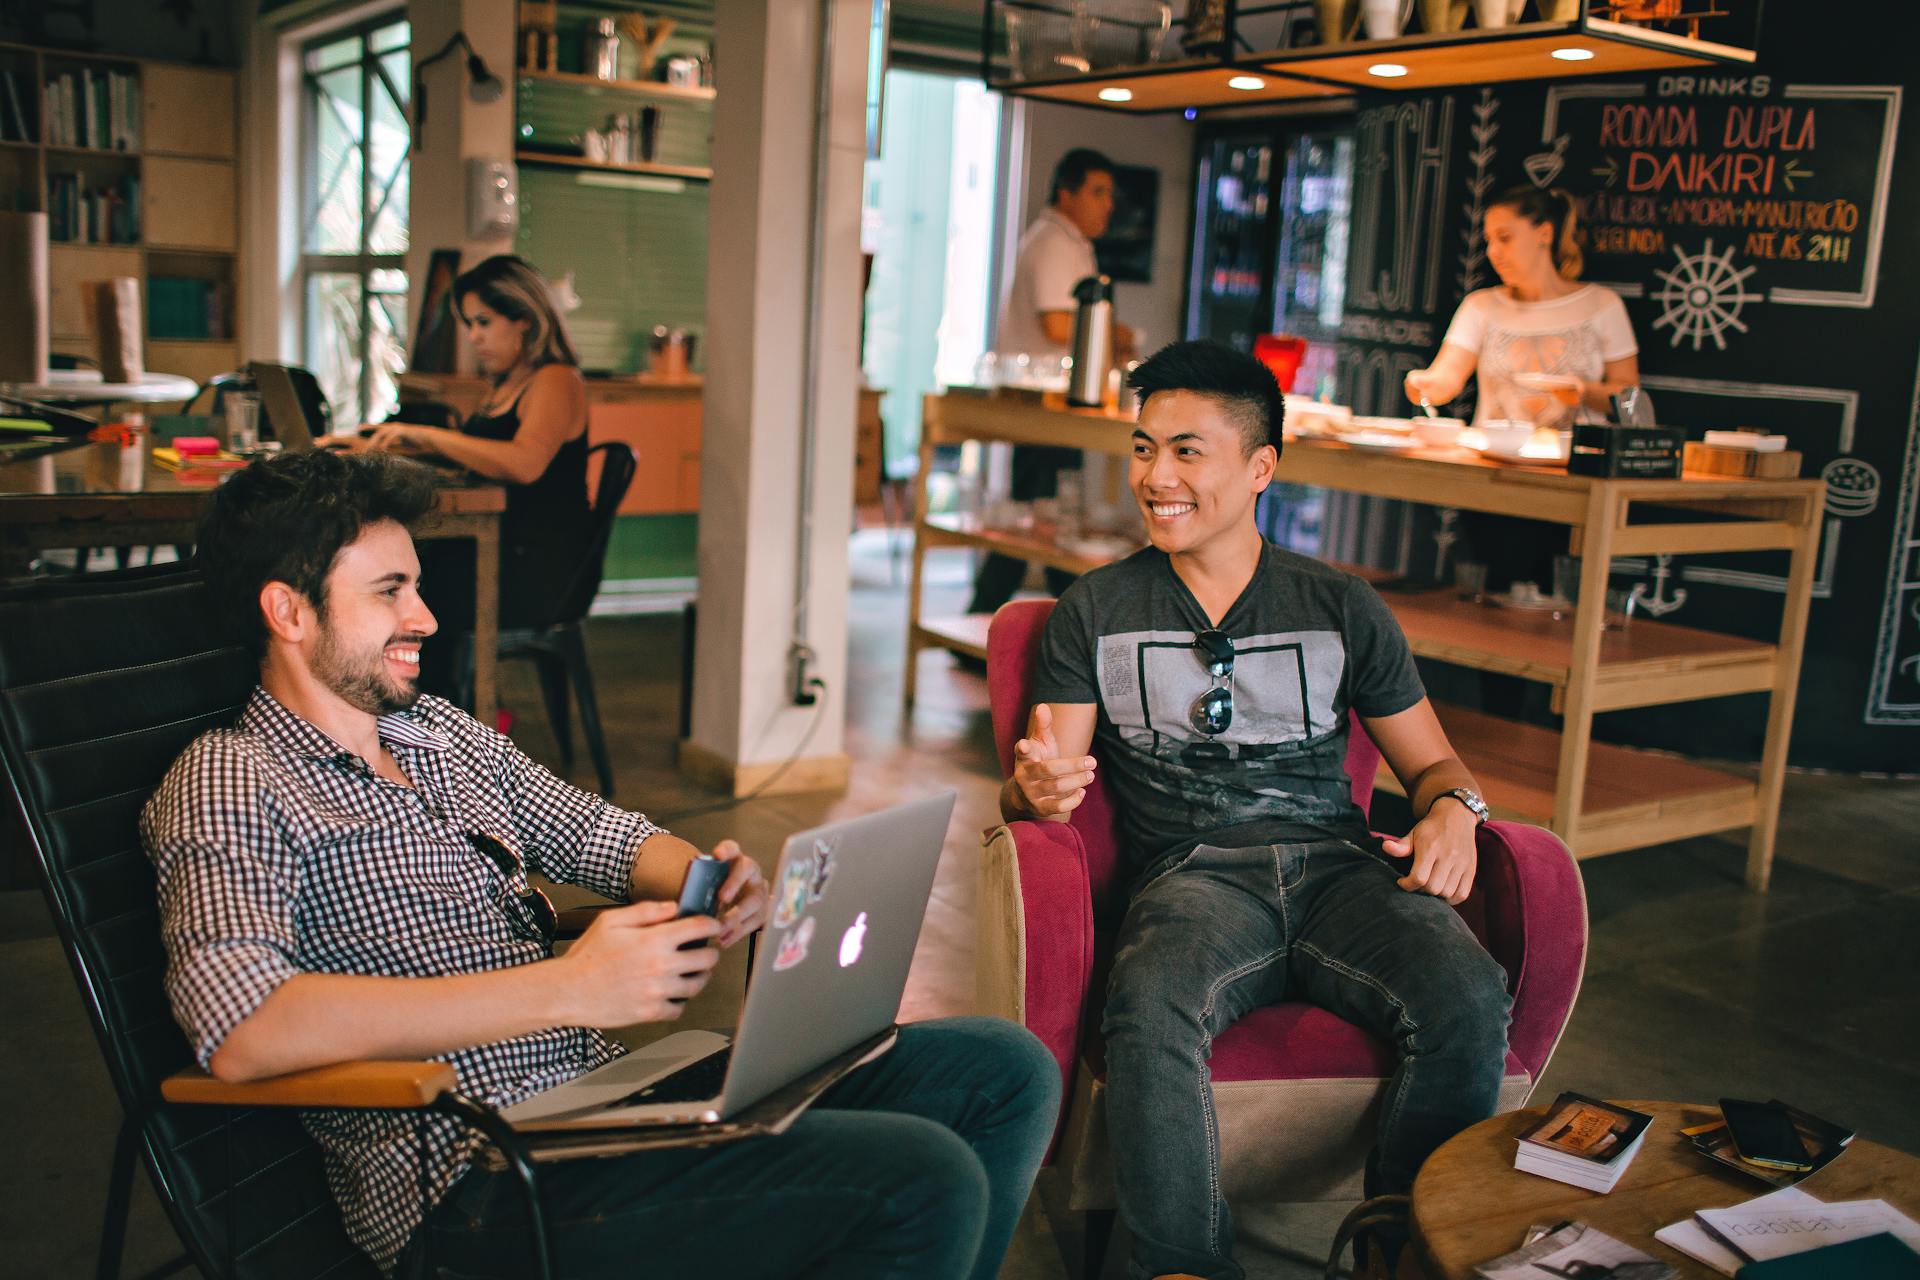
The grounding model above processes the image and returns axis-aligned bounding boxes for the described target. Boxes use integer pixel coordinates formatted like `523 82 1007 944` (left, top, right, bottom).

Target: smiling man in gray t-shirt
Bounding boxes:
1002 341 1512 1280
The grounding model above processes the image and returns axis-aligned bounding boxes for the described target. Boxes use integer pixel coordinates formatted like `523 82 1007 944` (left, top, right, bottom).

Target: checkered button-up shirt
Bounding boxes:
141 688 662 1271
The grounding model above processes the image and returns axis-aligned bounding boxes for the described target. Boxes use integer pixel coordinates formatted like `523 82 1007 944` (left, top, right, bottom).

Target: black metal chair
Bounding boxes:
493 441 637 798
0 565 552 1280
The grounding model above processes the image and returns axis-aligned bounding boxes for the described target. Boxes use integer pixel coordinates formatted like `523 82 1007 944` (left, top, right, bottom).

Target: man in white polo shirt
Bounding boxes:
970 148 1137 618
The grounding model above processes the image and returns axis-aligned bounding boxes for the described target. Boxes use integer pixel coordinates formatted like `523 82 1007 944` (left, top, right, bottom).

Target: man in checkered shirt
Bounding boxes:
142 450 1060 1278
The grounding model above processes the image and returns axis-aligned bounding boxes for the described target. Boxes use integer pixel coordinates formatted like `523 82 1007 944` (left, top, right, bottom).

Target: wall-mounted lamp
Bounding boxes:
413 31 505 151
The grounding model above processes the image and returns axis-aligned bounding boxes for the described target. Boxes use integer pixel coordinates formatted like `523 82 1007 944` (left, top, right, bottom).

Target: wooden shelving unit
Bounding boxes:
517 68 715 103
912 392 1825 891
514 150 712 183
0 42 239 387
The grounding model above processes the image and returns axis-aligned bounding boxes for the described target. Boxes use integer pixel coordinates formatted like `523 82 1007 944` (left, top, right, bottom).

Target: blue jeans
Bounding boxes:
1103 841 1512 1280
399 1017 1060 1280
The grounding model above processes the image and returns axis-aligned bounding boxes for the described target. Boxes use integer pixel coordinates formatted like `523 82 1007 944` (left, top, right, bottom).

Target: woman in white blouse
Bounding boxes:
1405 186 1639 428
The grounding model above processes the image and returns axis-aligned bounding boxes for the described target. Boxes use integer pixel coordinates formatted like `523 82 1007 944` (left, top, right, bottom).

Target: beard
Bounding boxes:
313 613 424 716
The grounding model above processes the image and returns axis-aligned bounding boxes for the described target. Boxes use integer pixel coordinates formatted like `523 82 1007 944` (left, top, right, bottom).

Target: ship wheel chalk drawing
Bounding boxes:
1651 239 1763 351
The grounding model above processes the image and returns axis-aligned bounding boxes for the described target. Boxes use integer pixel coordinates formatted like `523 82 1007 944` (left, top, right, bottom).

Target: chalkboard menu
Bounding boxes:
1327 43 1917 772
1545 77 1899 321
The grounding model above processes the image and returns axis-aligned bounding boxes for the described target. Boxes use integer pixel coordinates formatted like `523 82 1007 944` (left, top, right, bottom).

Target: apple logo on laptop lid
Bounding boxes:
839 912 868 968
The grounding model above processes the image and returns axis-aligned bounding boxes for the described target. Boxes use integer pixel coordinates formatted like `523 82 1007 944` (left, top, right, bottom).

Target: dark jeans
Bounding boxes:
1103 841 1512 1280
398 1017 1060 1280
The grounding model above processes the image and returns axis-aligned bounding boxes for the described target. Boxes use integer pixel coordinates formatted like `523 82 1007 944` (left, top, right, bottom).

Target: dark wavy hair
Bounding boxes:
1127 339 1285 457
452 254 580 373
196 450 438 657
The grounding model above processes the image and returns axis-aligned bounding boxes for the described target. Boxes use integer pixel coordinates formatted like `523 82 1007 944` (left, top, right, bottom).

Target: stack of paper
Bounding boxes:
1513 1093 1653 1193
1474 1221 1676 1279
1658 1187 1920 1276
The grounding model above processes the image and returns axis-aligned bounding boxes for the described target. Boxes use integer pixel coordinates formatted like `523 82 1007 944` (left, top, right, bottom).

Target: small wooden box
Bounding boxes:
1682 441 1804 479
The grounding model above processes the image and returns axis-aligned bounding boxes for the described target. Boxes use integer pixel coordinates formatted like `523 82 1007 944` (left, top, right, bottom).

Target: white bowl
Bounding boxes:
1478 419 1537 454
1285 397 1351 436
1412 417 1466 448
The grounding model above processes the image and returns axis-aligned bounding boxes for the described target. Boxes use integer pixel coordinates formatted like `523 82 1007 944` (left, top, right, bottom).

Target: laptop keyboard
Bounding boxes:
616 1046 733 1106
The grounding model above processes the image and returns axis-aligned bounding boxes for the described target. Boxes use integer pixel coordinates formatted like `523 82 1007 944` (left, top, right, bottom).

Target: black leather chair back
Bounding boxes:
553 441 637 625
0 567 380 1278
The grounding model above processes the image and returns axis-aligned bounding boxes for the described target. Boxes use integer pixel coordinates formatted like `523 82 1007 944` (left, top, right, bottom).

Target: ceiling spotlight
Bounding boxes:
1367 62 1409 78
1228 75 1266 90
1098 87 1134 102
1184 107 1199 120
1551 46 1596 60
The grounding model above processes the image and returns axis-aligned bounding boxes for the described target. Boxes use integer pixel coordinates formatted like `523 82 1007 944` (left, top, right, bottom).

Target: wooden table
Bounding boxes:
1411 1100 1920 1279
0 441 507 724
911 392 1825 890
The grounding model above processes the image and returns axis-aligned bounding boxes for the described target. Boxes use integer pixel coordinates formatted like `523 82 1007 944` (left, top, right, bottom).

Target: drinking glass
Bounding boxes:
224 394 261 452
1455 560 1488 603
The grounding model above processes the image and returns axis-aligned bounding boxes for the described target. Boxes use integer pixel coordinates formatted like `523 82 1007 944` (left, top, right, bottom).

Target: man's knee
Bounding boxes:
873 1118 993 1234
1407 946 1511 1059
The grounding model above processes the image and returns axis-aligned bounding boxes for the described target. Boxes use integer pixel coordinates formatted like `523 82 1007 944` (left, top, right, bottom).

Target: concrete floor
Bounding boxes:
4 531 1916 1278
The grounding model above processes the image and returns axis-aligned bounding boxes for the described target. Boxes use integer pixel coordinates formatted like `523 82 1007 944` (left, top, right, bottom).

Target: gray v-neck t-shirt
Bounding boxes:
1033 542 1426 872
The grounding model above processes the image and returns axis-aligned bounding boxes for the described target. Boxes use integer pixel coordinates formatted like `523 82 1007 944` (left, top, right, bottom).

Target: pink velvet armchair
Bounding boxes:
976 599 1588 1262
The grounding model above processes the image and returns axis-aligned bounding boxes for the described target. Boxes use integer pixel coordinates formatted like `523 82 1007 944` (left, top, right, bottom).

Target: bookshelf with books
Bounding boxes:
0 42 238 386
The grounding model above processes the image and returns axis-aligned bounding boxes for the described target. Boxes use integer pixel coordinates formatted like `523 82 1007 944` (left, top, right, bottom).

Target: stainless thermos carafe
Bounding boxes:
1067 273 1114 407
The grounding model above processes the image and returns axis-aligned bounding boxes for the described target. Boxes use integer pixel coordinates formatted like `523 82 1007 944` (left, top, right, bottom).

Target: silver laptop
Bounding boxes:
252 363 324 453
502 791 957 1129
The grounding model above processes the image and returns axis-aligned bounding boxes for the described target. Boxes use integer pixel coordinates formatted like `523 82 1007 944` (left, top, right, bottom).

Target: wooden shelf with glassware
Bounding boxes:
983 1 1756 112
911 390 1824 890
0 42 239 388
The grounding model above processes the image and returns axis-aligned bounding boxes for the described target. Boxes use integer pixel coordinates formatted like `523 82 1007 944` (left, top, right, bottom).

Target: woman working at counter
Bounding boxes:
1405 186 1640 428
343 254 592 696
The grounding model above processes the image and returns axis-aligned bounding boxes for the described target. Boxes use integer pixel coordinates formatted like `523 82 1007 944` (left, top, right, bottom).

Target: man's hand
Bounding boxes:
1381 800 1479 905
558 900 722 1025
1012 703 1097 820
708 839 768 948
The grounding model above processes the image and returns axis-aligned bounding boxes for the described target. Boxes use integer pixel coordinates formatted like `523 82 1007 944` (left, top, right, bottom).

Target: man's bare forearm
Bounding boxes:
1407 757 1481 823
209 960 577 1082
629 829 704 901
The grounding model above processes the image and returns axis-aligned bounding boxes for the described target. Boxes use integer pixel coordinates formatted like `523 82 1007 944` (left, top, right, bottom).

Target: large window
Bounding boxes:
301 16 410 427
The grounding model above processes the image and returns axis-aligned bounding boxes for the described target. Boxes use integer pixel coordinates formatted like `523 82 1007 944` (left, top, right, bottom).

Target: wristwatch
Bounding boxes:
1433 787 1489 825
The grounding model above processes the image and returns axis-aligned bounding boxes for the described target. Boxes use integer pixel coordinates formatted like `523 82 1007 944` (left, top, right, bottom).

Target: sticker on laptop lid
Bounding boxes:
806 838 837 903
773 856 812 929
773 915 815 971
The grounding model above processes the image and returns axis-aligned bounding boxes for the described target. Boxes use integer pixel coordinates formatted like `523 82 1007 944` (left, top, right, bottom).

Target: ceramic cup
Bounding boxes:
1361 0 1415 37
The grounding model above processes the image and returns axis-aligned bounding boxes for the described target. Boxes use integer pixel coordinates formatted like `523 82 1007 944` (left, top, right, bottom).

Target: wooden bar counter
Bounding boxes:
911 391 1825 890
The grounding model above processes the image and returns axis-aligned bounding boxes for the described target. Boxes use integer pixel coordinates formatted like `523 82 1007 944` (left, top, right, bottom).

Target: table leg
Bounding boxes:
1746 495 1821 892
904 399 938 708
1551 485 1621 851
471 519 500 728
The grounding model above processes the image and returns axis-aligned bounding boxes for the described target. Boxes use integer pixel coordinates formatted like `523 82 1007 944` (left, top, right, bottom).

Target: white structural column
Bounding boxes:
404 0 517 350
685 0 869 794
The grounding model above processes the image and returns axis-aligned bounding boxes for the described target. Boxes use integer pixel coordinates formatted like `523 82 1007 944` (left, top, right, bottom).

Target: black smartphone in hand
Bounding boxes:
675 855 729 952
1719 1098 1813 1171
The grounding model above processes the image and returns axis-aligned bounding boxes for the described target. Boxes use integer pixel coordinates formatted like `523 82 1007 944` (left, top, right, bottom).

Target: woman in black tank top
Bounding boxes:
358 255 592 693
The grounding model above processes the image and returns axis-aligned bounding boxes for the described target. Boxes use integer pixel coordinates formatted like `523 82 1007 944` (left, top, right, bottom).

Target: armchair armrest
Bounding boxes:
162 1060 457 1109
1470 820 1587 1081
979 820 1096 1112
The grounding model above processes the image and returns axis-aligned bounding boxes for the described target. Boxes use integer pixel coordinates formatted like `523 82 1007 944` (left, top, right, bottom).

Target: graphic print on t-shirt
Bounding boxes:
1481 325 1603 428
1096 627 1346 758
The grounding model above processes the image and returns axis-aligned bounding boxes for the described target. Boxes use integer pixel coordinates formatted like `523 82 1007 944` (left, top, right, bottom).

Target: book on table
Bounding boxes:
1657 1186 1920 1276
1512 1093 1653 1192
1734 1233 1920 1278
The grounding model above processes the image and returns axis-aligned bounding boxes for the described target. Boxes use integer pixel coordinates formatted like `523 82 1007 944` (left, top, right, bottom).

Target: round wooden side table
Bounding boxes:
1410 1100 1920 1280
